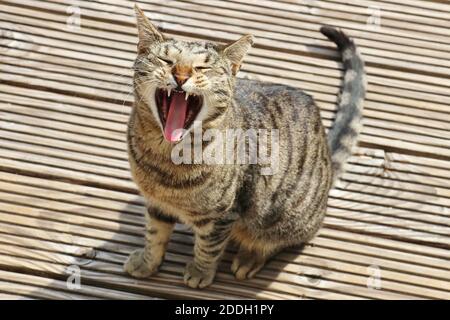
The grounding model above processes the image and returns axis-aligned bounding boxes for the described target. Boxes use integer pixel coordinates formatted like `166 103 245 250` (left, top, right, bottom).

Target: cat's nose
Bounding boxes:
173 73 189 88
172 65 192 89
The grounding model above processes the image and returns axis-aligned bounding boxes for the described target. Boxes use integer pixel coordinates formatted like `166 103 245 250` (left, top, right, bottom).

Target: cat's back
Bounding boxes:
235 78 312 103
234 78 320 130
231 79 332 244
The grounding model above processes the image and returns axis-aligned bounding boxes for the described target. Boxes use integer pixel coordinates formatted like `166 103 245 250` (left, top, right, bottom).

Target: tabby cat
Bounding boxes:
124 5 365 289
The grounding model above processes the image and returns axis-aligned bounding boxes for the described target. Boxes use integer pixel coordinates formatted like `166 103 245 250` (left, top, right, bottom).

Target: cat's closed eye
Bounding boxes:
157 56 173 65
194 66 212 72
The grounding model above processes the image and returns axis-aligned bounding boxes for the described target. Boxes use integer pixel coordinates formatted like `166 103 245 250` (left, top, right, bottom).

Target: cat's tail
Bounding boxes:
320 26 366 185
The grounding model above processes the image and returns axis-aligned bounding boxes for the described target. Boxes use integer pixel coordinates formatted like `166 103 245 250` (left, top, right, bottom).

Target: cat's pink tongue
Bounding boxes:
164 91 187 142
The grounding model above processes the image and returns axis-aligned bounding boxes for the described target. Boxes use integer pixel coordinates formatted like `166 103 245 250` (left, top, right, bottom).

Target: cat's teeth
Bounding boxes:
185 92 190 100
167 89 171 97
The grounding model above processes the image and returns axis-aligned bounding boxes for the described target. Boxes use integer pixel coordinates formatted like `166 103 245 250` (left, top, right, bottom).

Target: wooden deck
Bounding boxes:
0 0 449 299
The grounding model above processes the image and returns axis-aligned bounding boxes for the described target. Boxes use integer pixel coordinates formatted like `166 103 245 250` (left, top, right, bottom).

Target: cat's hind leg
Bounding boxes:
230 224 280 280
231 246 266 280
231 242 280 280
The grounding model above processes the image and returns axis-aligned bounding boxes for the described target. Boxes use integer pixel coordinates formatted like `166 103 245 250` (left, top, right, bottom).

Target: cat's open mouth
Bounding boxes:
155 88 203 142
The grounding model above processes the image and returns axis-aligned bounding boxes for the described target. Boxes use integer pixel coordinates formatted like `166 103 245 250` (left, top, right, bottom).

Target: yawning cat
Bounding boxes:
124 4 365 289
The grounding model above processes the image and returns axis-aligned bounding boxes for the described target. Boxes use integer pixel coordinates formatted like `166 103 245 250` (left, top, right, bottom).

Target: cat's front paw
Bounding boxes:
183 262 216 289
124 249 160 278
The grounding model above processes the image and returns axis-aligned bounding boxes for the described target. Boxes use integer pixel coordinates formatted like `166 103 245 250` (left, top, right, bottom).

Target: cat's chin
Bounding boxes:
154 88 203 142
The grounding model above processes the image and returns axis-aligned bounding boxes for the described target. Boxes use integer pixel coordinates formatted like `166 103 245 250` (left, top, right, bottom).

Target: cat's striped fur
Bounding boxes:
124 5 365 288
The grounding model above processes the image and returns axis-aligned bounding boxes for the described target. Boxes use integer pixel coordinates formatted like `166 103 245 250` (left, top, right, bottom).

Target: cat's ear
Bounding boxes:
222 34 254 76
134 4 164 53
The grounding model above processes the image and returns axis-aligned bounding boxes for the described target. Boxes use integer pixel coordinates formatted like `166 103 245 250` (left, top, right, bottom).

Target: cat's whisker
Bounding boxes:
133 82 156 110
136 57 155 69
120 85 135 115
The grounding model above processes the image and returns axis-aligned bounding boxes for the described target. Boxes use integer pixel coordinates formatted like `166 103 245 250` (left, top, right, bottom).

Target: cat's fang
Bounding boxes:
185 92 190 101
167 88 171 97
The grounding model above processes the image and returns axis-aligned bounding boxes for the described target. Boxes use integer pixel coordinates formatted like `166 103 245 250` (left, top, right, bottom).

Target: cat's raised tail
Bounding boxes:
320 26 366 185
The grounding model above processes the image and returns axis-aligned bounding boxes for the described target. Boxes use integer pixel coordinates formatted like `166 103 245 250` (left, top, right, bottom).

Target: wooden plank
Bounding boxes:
12 0 450 50
0 171 141 205
0 293 35 300
2 69 449 158
5 114 448 195
131 0 450 51
0 215 442 299
0 138 129 171
331 185 449 218
3 97 448 181
39 0 450 48
0 85 130 118
1 101 445 218
0 148 131 180
2 165 448 235
2 74 449 149
0 87 447 174
171 240 450 299
4 166 448 244
1 168 448 244
0 108 126 145
343 171 450 200
0 87 129 124
5 129 449 203
0 229 418 299
2 6 450 111
0 0 449 300
1 185 447 253
0 270 152 300
347 159 450 189
0 180 442 298
319 228 450 262
322 0 450 20
2 89 449 161
1 4 449 91
229 0 450 40
0 157 136 193
2 98 126 134
0 175 142 215
0 205 442 300
307 237 450 278
329 195 450 228
360 0 450 18
2 33 448 116
0 280 95 300
3 1 450 80
0 176 447 296
0 245 308 299
0 113 126 152
1 132 448 243
168 230 450 295
2 4 448 94
1 143 448 234
327 207 449 238
323 217 449 249
0 125 125 159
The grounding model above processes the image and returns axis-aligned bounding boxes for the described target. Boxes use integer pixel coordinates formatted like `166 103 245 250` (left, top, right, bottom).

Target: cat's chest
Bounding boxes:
132 161 236 216
144 185 231 224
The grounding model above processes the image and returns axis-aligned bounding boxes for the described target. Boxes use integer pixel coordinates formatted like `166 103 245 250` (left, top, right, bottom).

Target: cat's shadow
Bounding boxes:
92 197 302 299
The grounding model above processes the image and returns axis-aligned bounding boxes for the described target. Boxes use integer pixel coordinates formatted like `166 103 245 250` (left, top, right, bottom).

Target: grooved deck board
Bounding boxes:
0 0 449 299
